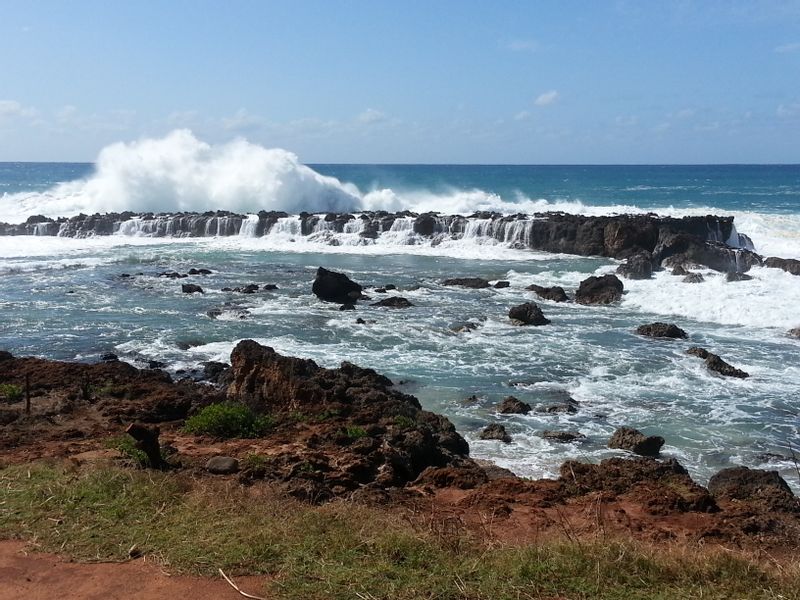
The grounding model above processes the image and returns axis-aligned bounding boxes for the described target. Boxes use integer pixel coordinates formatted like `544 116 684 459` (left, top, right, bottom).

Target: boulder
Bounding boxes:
575 274 624 305
683 273 705 283
608 426 665 457
686 347 749 378
202 361 230 383
181 283 204 294
789 328 800 339
371 296 414 308
526 284 568 302
441 277 491 289
508 302 550 326
636 322 688 339
708 466 798 512
542 430 585 443
312 267 363 303
671 265 689 276
100 352 119 362
206 456 240 475
479 424 512 443
726 272 753 282
497 396 531 415
339 303 356 311
494 281 511 289
616 252 653 280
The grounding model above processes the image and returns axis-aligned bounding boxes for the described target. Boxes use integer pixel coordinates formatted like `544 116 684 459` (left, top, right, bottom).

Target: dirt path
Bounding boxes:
0 541 269 600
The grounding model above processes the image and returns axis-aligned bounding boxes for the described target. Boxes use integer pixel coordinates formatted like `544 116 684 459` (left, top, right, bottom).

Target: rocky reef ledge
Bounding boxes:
1 344 798 548
3 210 791 274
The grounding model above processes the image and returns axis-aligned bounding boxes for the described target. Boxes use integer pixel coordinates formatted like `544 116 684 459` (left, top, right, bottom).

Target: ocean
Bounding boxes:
1 145 799 490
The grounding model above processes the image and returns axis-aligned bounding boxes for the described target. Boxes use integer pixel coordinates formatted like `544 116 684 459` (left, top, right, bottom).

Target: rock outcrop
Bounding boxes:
687 347 749 378
526 284 568 302
608 426 665 457
441 277 491 289
575 274 624 305
508 302 550 326
497 396 531 415
636 322 688 339
708 466 799 512
312 267 363 303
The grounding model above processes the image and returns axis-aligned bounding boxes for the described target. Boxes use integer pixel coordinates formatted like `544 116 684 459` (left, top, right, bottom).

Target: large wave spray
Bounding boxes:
1 130 362 222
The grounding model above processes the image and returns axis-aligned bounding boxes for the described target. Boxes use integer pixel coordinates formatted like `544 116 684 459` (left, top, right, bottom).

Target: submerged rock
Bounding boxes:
764 256 800 276
312 267 363 303
508 302 550 326
479 424 512 443
575 274 624 305
497 396 531 415
181 283 204 294
371 296 414 308
726 272 753 282
526 284 568 302
636 322 688 339
542 430 586 443
494 281 511 289
608 426 665 457
441 277 491 289
682 273 705 283
686 347 749 378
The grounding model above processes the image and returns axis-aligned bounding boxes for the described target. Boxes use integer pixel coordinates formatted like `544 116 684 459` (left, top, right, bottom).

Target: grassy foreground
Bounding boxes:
1 462 798 600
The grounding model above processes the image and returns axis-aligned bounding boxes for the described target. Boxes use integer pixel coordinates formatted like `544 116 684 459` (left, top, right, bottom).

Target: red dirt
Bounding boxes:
0 541 267 600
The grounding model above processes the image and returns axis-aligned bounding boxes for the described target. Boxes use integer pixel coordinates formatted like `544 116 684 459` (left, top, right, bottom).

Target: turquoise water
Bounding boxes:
1 161 798 490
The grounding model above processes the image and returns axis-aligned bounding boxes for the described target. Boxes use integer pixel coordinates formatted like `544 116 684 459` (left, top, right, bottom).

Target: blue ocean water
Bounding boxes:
1 158 798 491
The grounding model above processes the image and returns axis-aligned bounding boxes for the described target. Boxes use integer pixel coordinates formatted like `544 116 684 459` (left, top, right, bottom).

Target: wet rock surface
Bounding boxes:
575 274 624 305
312 267 363 303
525 284 568 302
608 426 665 457
497 396 532 414
508 302 550 326
636 322 688 339
687 347 749 378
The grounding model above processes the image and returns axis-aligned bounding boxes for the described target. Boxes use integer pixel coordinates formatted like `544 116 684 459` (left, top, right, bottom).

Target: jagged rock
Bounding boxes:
789 328 800 338
339 303 356 311
708 466 798 512
683 273 705 283
236 284 259 293
560 457 718 513
526 284 568 302
100 352 119 362
636 322 688 339
371 296 414 308
188 268 212 275
764 257 800 276
726 272 753 282
206 308 223 319
202 361 230 384
263 284 278 290
608 426 665 457
497 396 531 414
671 265 689 276
494 281 510 289
479 424 512 443
181 283 204 294
686 347 749 378
616 252 653 280
312 267 363 303
508 302 550 326
575 274 624 305
542 430 585 443
441 277 491 289
355 318 367 324
206 456 240 474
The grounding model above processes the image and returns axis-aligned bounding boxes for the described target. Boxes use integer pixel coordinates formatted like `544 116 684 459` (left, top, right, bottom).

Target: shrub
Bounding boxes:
393 415 416 430
183 402 274 438
344 425 368 439
107 436 158 469
0 383 23 403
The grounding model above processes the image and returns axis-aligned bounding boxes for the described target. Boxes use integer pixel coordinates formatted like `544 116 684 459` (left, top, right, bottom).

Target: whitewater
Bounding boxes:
1 131 798 490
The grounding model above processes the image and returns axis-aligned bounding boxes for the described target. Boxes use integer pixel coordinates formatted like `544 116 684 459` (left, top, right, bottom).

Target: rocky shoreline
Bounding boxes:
1 339 798 549
5 210 799 276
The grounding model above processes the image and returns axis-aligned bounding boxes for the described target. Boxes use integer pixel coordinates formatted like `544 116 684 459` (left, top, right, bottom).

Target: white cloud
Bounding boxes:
775 41 800 53
653 122 671 134
356 108 387 125
514 110 531 121
0 100 38 119
777 102 800 117
675 108 696 119
56 105 78 122
505 38 538 52
534 90 559 106
222 108 264 132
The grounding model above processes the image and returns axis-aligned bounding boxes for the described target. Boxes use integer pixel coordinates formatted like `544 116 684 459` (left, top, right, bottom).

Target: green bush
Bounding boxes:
344 425 368 439
0 383 23 403
106 436 158 469
393 415 416 430
183 402 274 438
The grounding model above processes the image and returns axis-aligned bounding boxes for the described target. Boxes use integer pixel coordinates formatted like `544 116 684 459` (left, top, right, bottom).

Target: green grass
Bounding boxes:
343 425 368 439
183 402 274 439
0 383 23 403
1 463 799 600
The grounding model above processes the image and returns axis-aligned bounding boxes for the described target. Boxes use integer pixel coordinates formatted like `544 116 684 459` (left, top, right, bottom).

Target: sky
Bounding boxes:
0 0 799 164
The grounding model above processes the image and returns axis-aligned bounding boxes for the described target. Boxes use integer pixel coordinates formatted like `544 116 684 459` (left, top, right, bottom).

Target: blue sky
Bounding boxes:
1 0 799 163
